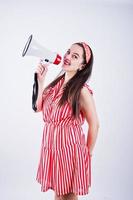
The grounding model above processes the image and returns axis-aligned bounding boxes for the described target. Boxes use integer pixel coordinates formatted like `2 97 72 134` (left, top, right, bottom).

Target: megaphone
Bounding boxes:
22 34 62 112
22 34 62 65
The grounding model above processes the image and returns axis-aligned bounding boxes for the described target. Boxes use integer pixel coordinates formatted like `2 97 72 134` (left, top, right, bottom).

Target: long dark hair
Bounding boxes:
44 42 94 117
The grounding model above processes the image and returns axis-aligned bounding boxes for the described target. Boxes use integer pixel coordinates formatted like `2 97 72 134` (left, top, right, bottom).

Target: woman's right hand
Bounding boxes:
35 60 49 84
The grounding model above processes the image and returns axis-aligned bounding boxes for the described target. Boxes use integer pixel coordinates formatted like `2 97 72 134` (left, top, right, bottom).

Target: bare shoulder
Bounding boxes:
80 84 94 106
80 84 98 124
82 83 93 95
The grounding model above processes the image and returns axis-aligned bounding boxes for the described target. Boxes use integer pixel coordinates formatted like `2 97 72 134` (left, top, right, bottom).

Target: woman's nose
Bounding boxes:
64 53 71 60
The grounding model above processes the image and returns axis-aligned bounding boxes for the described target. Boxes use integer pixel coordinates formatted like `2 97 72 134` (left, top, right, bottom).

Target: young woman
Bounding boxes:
34 42 100 200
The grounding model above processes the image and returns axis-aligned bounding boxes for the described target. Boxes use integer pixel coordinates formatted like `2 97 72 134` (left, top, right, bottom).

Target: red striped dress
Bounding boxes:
36 77 93 196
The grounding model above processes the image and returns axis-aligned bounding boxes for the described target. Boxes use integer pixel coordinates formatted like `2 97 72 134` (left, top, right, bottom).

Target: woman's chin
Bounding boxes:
62 63 70 69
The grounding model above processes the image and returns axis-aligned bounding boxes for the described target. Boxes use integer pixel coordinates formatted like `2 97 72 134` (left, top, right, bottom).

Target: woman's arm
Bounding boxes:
80 86 100 156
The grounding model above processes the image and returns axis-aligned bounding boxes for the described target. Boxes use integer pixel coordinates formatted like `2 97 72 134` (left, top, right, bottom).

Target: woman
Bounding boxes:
34 42 100 200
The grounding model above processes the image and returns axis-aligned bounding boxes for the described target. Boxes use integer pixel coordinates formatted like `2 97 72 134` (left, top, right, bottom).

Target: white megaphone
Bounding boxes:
22 34 62 112
22 34 62 65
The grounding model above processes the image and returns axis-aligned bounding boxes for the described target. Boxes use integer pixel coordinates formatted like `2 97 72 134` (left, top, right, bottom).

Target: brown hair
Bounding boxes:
44 43 94 117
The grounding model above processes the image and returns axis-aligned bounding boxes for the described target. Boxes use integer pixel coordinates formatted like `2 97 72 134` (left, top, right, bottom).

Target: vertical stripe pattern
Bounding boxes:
36 78 93 196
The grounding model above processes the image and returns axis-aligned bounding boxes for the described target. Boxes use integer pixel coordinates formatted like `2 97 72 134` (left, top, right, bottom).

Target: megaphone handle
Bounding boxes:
32 73 38 112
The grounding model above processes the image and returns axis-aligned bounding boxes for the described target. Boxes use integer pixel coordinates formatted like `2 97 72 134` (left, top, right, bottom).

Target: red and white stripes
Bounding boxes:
36 77 93 196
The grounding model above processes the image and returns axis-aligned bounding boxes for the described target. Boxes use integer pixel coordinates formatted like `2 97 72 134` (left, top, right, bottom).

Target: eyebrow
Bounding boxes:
67 49 80 57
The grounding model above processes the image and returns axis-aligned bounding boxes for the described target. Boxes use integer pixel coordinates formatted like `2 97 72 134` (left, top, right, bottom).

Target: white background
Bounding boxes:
0 0 133 200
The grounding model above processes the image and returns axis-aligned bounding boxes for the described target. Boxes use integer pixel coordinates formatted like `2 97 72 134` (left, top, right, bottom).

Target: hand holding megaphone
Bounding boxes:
22 34 62 112
35 60 49 83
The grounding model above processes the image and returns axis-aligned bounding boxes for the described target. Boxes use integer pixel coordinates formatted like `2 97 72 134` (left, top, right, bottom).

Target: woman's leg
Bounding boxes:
62 192 78 200
54 192 78 200
54 193 64 200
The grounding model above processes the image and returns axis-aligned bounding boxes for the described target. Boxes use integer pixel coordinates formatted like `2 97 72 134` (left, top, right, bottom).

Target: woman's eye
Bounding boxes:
72 55 78 59
66 50 70 54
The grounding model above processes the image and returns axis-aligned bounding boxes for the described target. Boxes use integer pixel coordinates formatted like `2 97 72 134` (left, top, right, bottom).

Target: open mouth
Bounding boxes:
63 60 71 65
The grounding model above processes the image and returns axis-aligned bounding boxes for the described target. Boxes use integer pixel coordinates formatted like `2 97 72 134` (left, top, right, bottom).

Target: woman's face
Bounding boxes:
62 44 84 72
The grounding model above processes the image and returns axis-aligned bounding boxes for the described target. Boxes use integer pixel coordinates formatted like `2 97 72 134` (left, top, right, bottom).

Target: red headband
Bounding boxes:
81 42 91 63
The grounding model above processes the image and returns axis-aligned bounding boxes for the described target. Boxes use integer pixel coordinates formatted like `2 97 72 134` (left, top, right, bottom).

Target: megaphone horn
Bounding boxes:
22 35 62 112
22 34 62 65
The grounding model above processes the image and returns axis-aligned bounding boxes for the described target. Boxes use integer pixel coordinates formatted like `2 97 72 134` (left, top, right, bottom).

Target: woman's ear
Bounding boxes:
81 64 86 70
78 64 86 71
78 65 85 71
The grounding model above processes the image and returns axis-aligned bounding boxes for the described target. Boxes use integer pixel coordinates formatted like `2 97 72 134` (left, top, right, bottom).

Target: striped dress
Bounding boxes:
36 77 93 196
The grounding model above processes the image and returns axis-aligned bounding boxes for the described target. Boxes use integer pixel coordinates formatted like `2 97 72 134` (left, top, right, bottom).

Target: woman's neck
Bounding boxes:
64 71 76 84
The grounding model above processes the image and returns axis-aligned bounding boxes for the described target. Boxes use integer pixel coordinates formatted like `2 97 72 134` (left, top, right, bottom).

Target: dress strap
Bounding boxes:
83 83 93 95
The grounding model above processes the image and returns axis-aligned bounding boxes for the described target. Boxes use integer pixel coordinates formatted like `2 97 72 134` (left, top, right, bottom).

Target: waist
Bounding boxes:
44 120 82 127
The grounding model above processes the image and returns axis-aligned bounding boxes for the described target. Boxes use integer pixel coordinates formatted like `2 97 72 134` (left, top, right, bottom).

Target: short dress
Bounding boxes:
36 77 93 196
